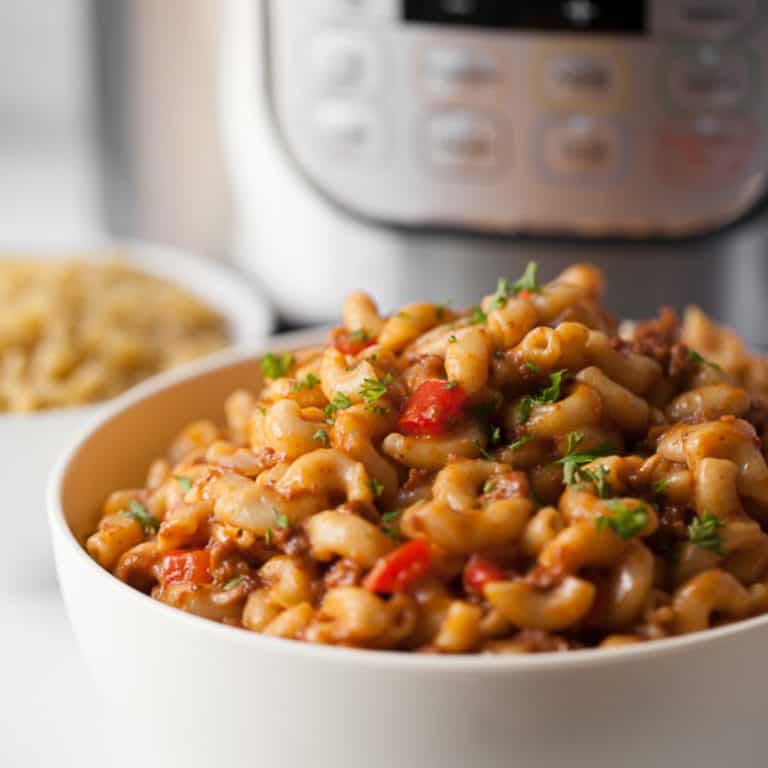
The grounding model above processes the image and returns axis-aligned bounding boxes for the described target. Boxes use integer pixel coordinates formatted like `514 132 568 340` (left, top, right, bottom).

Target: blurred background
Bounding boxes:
1 0 768 335
0 0 230 253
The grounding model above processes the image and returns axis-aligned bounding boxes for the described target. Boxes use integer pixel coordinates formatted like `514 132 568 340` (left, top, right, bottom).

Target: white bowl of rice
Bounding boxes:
0 241 273 591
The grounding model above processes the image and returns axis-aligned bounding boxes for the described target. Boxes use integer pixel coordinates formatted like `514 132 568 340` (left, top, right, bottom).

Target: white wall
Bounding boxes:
0 0 92 144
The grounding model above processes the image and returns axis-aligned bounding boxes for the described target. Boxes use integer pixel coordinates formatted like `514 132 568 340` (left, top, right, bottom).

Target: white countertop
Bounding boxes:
0 142 110 768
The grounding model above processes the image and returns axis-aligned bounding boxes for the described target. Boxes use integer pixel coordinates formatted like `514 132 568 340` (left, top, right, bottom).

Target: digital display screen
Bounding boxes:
403 1 647 34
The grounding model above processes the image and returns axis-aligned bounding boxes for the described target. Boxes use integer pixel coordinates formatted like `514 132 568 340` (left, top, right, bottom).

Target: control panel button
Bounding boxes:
536 45 628 111
316 0 397 20
424 47 498 93
313 103 380 159
312 35 377 93
662 1 759 41
664 47 754 112
656 116 761 184
539 115 623 181
427 111 501 172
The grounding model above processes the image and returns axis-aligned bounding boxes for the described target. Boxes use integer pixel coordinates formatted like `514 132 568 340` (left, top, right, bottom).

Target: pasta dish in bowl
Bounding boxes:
82 263 768 654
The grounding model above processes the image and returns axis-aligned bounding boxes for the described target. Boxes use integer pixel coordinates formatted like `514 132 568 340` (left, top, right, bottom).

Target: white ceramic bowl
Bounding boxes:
49 342 768 768
2 241 273 592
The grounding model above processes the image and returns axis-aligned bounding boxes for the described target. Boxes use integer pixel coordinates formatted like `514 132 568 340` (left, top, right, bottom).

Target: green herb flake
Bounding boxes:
448 334 458 344
324 391 353 424
483 479 496 494
123 499 160 535
381 509 403 540
312 428 329 446
688 514 726 555
578 465 612 499
349 329 371 343
688 349 722 372
509 434 533 452
360 374 393 407
292 373 320 393
469 306 487 325
435 300 451 321
264 528 273 547
516 369 569 425
526 361 541 372
596 501 648 541
175 475 193 493
224 576 244 591
513 261 540 295
274 509 290 530
368 478 384 498
653 478 671 497
261 352 295 380
489 426 502 446
474 441 495 461
444 380 460 390
489 263 541 311
491 277 514 310
556 432 614 486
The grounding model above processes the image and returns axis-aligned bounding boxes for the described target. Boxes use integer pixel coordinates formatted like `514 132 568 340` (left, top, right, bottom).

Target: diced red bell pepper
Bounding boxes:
463 555 506 595
162 549 212 585
330 327 375 356
398 379 468 437
363 539 431 594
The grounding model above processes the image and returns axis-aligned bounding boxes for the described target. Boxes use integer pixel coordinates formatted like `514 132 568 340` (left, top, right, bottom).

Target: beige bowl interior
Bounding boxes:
60 357 264 543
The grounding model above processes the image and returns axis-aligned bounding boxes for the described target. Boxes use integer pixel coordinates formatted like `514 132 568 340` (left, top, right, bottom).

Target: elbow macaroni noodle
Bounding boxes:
87 263 768 654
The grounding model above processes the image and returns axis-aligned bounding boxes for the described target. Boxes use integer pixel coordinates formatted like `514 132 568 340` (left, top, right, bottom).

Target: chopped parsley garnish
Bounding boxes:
435 300 451 321
688 514 726 555
509 434 533 452
274 509 290 530
175 475 193 493
224 576 244 591
556 432 614 486
512 261 540 295
474 441 495 461
349 329 371 343
324 391 352 424
123 499 160 535
448 334 458 344
312 428 329 446
526 361 541 372
381 510 402 540
489 426 502 446
368 478 384 498
261 352 295 380
491 277 514 310
653 478 670 497
360 374 392 408
596 501 648 541
483 479 496 494
578 465 612 499
292 373 320 392
490 263 541 310
688 349 722 372
444 380 460 390
469 306 487 325
516 369 569 424
264 528 273 547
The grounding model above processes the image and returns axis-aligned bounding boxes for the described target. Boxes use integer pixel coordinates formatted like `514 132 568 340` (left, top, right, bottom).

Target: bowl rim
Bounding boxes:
48 335 768 673
0 238 274 421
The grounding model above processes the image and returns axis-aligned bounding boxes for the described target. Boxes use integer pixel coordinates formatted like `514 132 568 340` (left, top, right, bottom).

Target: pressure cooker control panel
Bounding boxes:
267 0 768 235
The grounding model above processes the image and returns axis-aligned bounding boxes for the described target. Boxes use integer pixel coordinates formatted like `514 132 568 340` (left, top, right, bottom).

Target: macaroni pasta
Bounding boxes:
87 263 768 654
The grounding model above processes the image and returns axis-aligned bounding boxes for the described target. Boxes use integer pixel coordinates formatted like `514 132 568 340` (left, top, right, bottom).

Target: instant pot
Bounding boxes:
93 1 768 344
218 0 768 343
